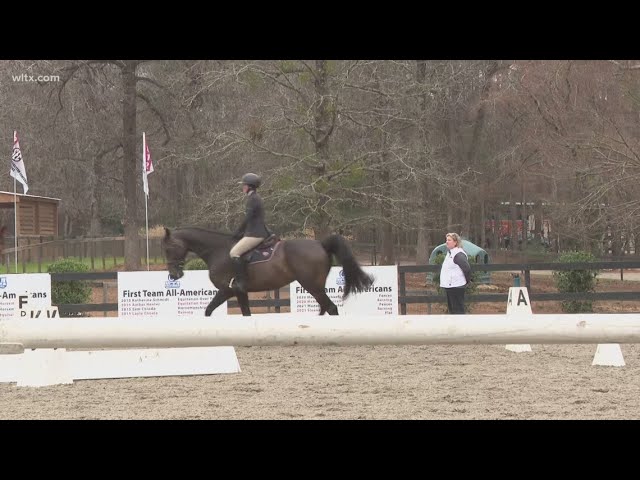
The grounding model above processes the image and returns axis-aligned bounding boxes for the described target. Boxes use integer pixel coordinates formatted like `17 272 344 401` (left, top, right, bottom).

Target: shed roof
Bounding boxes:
0 191 60 206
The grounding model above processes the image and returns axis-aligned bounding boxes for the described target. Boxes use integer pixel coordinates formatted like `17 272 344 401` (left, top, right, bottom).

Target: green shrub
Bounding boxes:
552 251 599 313
47 259 92 315
184 258 208 270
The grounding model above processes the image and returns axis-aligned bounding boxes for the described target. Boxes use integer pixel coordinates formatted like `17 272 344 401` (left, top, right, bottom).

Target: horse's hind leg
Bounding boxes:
306 288 339 316
297 273 338 315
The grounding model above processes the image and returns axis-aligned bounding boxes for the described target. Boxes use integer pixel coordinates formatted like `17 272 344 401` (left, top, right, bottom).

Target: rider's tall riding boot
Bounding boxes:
232 257 248 293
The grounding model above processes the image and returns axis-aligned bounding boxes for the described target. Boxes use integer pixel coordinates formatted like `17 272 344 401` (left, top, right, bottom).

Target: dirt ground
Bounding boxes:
1 343 639 420
2 269 640 420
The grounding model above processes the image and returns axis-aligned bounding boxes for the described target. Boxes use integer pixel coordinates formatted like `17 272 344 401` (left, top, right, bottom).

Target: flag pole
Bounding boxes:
143 132 150 271
145 183 150 271
13 176 17 273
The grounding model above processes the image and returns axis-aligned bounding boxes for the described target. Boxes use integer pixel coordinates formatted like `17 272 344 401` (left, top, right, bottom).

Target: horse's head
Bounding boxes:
162 227 187 280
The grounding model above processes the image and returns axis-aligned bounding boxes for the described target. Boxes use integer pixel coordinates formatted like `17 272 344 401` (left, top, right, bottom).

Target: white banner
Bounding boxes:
290 265 398 315
118 270 227 317
0 273 51 319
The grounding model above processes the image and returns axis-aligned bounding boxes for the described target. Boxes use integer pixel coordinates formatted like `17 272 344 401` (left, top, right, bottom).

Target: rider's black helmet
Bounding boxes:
239 173 261 189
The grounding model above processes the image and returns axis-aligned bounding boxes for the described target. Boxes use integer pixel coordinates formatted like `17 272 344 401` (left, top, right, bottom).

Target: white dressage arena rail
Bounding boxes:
2 313 640 351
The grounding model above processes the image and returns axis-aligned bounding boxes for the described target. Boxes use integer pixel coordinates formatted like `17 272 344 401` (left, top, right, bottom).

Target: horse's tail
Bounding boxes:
321 234 374 299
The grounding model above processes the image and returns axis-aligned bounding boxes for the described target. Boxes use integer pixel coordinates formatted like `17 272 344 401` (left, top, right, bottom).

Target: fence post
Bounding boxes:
266 290 271 313
524 267 531 293
90 240 95 271
399 269 406 315
38 236 43 273
274 288 281 313
101 240 106 270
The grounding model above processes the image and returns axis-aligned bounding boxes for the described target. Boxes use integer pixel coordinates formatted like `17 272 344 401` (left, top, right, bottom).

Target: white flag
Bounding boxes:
10 131 28 194
142 132 154 196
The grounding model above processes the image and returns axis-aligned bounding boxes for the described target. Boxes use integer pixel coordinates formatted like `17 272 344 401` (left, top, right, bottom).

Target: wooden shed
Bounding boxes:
0 191 60 236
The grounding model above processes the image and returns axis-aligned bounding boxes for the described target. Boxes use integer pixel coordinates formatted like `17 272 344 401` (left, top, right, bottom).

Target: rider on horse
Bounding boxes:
230 173 271 293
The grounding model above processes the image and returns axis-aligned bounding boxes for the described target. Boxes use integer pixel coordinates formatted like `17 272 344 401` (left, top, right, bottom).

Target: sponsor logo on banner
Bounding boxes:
0 277 7 289
165 274 181 289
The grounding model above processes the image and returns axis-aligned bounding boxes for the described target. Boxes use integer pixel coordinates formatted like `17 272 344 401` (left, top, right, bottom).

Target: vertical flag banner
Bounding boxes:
142 133 154 196
10 131 28 194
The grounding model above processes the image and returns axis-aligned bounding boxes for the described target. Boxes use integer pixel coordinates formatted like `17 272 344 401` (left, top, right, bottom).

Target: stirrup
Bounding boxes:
229 275 247 291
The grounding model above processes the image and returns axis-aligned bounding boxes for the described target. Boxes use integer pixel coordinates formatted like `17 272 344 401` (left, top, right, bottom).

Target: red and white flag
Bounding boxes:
10 131 28 194
142 132 154 196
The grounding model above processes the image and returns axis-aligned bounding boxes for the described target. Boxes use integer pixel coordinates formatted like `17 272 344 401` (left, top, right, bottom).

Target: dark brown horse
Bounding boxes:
162 227 374 316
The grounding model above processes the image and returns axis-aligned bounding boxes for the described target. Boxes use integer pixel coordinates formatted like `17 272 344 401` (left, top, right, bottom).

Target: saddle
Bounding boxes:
241 234 281 264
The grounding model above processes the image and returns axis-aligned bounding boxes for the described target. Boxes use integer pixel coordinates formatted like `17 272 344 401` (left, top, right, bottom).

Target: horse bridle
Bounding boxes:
168 259 185 272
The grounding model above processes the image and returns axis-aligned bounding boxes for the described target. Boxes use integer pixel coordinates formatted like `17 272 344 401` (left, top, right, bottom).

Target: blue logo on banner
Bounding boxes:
336 269 345 286
165 274 180 289
0 277 6 288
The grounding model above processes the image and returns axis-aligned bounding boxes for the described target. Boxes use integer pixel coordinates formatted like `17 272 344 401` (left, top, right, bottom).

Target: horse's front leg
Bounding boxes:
236 291 252 316
205 289 231 316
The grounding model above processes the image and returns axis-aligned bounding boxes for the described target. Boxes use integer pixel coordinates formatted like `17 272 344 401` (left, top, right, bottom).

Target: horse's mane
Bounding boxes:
174 226 233 238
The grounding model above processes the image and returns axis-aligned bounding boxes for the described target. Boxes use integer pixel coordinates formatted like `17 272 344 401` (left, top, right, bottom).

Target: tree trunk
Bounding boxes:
521 177 527 250
535 201 544 245
414 60 431 264
374 74 396 266
88 155 102 237
122 61 140 270
175 162 184 226
493 209 499 251
480 200 486 248
415 179 431 264
64 213 72 238
380 166 395 265
312 60 333 239
462 204 472 240
510 199 518 252
447 206 454 232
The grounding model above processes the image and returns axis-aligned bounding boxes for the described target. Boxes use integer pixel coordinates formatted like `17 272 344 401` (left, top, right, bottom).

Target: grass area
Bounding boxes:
0 256 166 274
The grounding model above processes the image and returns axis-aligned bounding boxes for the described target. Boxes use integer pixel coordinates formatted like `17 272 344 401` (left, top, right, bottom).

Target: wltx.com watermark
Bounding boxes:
12 73 60 83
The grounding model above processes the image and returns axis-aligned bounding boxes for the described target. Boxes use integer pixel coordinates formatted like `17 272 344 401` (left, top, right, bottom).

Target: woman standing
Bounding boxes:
439 232 471 314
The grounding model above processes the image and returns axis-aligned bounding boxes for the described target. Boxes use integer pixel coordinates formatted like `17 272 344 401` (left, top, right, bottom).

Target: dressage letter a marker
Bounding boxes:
517 290 528 306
